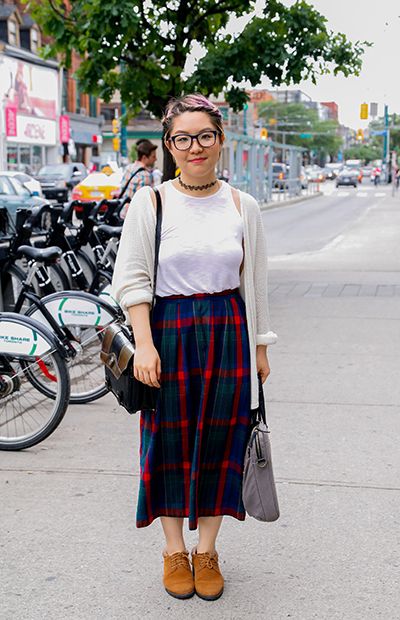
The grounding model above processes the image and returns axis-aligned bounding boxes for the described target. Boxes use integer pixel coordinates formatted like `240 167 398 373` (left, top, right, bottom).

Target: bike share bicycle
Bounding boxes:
0 312 70 450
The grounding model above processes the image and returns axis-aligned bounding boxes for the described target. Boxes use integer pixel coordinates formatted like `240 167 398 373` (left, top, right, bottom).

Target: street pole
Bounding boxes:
120 101 127 162
383 104 390 182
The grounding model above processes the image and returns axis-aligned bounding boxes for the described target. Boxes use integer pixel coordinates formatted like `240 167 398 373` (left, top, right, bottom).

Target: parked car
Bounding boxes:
271 163 288 189
0 172 50 223
305 165 326 183
4 171 43 197
336 169 358 188
36 163 88 202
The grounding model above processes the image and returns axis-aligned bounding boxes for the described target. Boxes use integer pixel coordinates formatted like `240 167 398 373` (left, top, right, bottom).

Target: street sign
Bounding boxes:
299 133 312 138
370 130 386 136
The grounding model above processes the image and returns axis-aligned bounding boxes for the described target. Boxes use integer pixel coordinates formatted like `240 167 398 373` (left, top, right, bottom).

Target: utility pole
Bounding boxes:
383 104 390 181
120 102 128 162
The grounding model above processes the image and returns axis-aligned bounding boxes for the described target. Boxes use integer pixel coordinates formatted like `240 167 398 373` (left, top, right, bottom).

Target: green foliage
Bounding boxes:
29 0 369 119
258 101 342 160
343 144 381 163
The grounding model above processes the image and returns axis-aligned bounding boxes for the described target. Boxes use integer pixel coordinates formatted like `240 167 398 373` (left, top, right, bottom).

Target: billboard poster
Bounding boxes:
0 56 58 120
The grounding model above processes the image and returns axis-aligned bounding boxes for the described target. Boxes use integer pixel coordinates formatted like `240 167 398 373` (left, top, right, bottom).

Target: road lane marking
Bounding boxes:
357 192 368 197
374 192 386 197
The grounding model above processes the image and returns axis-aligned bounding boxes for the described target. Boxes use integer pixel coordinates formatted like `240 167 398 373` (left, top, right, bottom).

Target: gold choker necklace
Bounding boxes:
178 176 218 191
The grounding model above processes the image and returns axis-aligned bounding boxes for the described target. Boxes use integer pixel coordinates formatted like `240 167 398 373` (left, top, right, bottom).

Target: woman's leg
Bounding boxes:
161 517 186 554
197 516 223 553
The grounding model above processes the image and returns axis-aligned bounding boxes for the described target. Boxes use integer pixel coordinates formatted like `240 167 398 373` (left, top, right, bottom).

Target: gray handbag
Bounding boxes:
242 375 280 522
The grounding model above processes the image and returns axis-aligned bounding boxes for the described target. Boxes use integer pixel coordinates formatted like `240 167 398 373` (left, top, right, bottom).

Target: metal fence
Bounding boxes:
220 130 313 204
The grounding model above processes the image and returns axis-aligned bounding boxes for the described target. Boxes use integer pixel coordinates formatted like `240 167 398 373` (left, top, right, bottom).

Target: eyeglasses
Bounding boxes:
168 130 220 151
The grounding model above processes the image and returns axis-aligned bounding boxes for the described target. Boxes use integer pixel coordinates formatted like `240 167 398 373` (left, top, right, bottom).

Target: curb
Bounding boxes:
260 191 322 211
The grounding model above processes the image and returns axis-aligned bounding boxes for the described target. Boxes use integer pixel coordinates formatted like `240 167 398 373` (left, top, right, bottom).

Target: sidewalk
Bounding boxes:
1 192 400 619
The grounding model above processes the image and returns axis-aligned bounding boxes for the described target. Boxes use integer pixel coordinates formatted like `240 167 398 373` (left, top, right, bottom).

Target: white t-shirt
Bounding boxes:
156 180 243 297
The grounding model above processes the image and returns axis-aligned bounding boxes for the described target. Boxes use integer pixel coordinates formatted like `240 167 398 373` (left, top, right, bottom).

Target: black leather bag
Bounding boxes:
100 187 162 414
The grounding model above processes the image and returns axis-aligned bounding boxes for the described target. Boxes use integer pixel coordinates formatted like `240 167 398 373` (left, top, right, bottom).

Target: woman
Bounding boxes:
112 94 277 601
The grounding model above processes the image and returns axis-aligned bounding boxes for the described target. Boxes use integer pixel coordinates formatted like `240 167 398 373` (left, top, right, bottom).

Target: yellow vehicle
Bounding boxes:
71 171 122 203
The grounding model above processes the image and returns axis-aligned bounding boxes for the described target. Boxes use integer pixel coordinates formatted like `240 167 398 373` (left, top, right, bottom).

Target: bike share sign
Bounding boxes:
0 322 51 356
29 296 115 328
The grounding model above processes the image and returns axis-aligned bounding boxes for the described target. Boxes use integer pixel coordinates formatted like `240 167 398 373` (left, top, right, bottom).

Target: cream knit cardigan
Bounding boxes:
111 183 277 409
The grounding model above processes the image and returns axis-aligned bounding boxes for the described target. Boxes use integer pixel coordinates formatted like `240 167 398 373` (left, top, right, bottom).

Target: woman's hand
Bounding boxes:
134 342 161 388
256 345 270 384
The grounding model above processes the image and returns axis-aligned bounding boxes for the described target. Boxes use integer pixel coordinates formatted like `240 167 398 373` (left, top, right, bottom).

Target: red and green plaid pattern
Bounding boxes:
137 289 251 530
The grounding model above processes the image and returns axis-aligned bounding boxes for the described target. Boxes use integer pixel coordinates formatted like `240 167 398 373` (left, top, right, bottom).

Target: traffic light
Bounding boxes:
356 129 364 141
112 118 119 134
260 128 268 139
112 137 120 151
360 103 368 120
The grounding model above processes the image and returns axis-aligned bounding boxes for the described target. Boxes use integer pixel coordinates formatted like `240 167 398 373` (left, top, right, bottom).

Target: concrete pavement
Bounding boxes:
1 186 400 619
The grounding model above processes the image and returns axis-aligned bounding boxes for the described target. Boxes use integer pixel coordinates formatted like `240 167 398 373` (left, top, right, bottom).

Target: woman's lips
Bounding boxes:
189 157 207 163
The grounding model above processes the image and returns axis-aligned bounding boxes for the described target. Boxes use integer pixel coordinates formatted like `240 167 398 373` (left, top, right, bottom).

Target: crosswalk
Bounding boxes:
335 191 387 198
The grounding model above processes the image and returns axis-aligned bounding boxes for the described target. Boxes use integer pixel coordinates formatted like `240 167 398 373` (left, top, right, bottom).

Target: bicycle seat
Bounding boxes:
97 224 123 239
16 245 62 263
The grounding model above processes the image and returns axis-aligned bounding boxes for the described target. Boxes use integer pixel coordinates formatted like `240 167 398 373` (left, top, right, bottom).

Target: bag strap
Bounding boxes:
151 187 162 312
255 374 268 427
119 166 146 198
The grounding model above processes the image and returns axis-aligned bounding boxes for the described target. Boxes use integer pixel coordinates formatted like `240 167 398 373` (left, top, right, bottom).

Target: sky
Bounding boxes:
216 0 399 130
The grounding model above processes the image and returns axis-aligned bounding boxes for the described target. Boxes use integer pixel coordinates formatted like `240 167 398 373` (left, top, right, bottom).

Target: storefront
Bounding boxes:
0 49 59 173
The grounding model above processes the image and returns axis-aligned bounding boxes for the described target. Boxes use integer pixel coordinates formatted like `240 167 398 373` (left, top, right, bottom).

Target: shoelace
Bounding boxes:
168 552 190 572
197 553 218 571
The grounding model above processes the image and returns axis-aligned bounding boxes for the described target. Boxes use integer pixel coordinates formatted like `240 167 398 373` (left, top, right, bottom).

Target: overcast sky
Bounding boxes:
221 0 399 129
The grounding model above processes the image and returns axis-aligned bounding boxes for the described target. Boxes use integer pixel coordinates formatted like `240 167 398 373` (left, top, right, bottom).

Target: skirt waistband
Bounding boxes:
156 288 239 301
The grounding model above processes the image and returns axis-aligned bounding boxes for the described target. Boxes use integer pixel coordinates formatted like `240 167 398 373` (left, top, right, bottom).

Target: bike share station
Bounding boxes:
0 200 123 450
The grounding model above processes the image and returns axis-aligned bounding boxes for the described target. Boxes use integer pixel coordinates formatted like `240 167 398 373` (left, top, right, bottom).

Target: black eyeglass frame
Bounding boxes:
168 130 221 151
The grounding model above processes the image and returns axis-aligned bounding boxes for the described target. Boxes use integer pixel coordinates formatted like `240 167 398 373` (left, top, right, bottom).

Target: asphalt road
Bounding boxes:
264 179 388 256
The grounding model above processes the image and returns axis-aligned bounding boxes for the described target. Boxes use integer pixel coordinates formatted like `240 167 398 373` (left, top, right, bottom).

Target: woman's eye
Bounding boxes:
176 136 189 144
200 133 213 140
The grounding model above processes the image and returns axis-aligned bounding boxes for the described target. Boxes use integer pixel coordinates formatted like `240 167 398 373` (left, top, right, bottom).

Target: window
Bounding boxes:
89 95 97 118
0 177 14 196
31 27 39 53
8 19 19 46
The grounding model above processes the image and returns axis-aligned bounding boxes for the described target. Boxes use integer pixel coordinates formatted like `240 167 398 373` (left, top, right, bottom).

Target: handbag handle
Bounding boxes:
256 374 268 427
151 187 163 312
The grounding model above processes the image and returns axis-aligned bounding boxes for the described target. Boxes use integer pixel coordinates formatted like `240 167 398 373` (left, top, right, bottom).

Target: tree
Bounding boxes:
30 0 369 177
343 144 381 163
257 101 342 164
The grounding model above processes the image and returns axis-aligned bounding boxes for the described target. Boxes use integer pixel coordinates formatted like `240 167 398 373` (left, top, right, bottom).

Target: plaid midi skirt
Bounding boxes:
137 288 251 530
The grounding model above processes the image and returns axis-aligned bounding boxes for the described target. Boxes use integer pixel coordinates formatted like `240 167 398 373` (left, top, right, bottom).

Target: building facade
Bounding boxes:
0 1 103 171
0 4 59 172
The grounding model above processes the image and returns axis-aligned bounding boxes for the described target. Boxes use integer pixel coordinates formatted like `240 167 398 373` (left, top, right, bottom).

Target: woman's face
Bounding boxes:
166 111 223 178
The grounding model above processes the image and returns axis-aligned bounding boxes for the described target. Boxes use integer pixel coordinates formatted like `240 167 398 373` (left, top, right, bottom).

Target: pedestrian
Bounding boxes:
111 94 277 601
118 139 157 216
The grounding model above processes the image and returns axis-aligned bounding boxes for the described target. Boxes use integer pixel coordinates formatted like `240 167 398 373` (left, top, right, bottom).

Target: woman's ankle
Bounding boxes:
163 544 187 556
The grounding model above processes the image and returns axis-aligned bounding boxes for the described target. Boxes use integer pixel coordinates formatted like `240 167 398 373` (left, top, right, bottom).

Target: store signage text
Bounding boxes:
59 115 70 143
5 107 17 137
9 115 56 146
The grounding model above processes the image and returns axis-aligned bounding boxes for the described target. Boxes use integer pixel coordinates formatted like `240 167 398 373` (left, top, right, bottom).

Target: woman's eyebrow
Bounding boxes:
171 127 215 135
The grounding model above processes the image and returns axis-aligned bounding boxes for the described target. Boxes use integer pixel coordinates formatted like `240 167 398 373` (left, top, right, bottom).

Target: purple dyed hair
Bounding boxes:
162 94 224 140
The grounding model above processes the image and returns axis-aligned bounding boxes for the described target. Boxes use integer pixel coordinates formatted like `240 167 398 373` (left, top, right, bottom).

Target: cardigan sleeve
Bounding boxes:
254 204 278 346
111 186 155 311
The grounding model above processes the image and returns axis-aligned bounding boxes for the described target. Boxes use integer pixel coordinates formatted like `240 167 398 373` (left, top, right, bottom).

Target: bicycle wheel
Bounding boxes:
1 264 32 313
26 291 118 404
0 332 70 450
76 249 96 288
